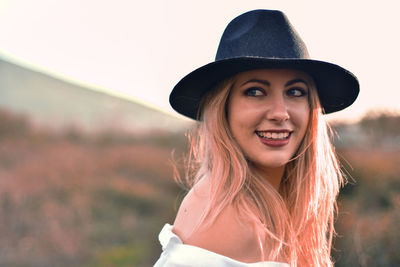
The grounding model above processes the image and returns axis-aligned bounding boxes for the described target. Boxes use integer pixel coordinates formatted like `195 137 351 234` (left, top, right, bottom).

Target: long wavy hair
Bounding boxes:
176 73 344 267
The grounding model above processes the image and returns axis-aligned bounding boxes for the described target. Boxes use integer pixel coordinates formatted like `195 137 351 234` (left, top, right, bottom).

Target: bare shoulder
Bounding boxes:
173 179 261 263
173 177 210 240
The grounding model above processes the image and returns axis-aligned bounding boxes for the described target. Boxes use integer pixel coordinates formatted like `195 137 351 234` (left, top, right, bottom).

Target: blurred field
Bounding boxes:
0 109 185 266
0 108 399 266
333 147 400 266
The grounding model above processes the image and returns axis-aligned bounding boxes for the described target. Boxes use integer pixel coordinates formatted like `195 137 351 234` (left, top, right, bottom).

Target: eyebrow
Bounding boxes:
241 79 270 87
240 78 308 87
285 79 308 87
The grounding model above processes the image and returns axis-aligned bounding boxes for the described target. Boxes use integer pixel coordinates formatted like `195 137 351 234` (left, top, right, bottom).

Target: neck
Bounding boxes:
252 165 285 191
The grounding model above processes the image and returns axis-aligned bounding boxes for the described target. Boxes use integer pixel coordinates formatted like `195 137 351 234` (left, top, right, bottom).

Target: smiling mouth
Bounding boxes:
255 131 292 140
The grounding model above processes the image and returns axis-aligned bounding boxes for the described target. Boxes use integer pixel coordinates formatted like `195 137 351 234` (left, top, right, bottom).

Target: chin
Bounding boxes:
263 153 292 166
263 161 288 169
254 157 290 169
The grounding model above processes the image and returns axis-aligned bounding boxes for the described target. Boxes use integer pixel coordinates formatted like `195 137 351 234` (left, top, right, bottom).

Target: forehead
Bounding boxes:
233 68 313 84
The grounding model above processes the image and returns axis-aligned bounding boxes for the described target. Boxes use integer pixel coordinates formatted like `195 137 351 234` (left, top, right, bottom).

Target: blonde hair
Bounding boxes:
177 74 343 267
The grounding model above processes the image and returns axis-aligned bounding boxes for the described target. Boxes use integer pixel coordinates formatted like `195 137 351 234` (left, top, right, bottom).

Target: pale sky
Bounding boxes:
0 0 399 122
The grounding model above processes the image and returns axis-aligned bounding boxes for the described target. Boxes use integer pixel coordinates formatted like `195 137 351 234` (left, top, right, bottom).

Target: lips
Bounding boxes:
255 130 292 147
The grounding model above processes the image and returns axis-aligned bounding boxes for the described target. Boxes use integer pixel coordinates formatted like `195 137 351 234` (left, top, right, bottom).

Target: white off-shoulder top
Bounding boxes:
154 224 289 267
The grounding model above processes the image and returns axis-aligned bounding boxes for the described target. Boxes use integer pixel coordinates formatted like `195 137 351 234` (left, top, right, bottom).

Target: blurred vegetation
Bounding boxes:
0 108 399 266
332 149 400 266
0 108 186 267
359 110 400 139
331 111 400 267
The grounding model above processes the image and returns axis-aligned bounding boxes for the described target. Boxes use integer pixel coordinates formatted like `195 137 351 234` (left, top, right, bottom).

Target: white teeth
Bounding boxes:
257 131 290 140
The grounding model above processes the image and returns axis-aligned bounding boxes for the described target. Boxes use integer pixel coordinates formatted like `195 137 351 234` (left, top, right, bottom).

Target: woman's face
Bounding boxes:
227 69 311 176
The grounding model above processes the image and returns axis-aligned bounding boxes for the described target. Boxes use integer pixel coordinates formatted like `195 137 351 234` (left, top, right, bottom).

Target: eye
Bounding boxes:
244 87 265 97
287 87 307 97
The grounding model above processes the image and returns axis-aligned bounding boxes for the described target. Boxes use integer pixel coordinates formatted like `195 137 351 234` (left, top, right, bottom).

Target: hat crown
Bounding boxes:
216 10 309 61
170 9 359 119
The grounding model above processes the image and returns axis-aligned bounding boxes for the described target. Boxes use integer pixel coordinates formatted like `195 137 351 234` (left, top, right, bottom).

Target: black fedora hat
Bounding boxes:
170 9 359 120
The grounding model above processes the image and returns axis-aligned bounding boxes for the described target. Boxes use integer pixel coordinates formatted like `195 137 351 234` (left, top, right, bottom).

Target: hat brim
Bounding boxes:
170 57 359 119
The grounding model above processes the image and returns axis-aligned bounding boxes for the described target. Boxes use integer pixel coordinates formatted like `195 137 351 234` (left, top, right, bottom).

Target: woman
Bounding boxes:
155 9 359 267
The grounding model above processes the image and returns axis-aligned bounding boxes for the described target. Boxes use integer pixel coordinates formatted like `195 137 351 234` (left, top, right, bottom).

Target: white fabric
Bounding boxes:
154 224 289 267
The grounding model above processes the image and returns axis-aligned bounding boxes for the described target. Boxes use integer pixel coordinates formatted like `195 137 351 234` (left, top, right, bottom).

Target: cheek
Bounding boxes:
287 98 309 127
228 101 261 142
293 106 310 135
228 97 245 127
229 104 262 131
228 108 248 138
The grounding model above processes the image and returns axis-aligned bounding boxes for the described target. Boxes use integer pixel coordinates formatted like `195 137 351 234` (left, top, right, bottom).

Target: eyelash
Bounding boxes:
244 87 264 96
244 87 308 97
287 87 308 97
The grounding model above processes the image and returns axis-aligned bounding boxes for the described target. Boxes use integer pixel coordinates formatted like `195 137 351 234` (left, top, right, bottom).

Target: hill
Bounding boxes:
0 58 192 134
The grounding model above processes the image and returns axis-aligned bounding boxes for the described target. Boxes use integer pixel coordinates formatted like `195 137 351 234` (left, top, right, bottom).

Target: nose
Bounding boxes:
266 95 290 122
